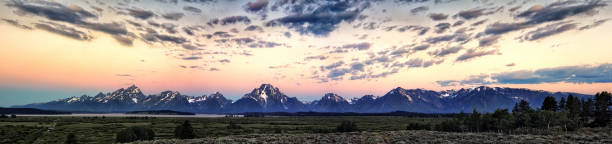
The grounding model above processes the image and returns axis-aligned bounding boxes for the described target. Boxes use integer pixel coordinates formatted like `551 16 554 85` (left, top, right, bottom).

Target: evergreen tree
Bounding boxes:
580 98 594 125
174 120 195 139
541 96 558 111
593 91 611 127
559 97 566 112
566 95 581 119
469 109 481 132
65 133 77 144
514 100 533 114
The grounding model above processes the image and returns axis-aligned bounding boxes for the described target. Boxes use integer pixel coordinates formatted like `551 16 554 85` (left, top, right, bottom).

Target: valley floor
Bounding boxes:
131 129 612 144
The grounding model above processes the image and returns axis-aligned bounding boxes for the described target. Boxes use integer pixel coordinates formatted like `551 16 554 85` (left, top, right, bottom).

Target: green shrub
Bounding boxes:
174 120 196 139
336 121 358 132
65 133 77 144
406 122 430 130
115 126 155 143
226 121 242 129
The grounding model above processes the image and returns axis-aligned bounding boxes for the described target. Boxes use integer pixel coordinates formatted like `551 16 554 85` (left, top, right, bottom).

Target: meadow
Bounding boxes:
0 116 450 144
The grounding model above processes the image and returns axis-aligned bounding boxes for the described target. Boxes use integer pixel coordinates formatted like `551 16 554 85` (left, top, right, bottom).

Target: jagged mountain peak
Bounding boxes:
322 93 347 102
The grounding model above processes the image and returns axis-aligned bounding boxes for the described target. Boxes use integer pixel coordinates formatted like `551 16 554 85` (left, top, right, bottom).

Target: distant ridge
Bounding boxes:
14 84 592 113
0 107 71 114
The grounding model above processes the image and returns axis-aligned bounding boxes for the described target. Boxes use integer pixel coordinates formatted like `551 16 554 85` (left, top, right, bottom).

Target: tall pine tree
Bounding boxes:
593 91 611 127
541 96 558 111
559 97 566 112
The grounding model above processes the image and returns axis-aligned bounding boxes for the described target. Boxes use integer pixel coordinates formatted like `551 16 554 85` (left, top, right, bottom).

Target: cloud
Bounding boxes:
522 22 576 41
429 13 448 21
410 6 429 14
397 25 429 35
7 1 97 24
434 22 450 33
425 33 469 44
266 1 370 36
341 42 371 50
324 61 345 70
479 35 500 47
1 19 32 29
115 74 132 77
579 18 610 30
436 74 492 86
141 30 187 44
245 0 268 12
162 12 184 21
456 48 499 61
492 63 612 84
182 56 202 60
208 16 251 26
518 1 607 25
182 44 200 50
183 6 202 13
244 25 263 32
428 46 462 57
350 62 365 71
485 1 606 35
219 59 231 63
127 8 155 20
442 63 612 86
456 8 489 20
34 22 92 41
305 55 328 61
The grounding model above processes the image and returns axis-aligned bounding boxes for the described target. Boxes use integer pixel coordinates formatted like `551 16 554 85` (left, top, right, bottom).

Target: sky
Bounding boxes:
0 0 611 107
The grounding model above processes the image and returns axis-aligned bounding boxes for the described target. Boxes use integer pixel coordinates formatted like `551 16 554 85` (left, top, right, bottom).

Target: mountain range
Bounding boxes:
13 84 592 113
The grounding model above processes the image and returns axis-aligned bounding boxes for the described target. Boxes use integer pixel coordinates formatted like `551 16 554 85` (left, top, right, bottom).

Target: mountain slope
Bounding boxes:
14 85 593 113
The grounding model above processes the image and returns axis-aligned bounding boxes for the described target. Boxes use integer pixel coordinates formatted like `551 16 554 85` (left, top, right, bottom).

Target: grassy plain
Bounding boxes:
0 116 609 144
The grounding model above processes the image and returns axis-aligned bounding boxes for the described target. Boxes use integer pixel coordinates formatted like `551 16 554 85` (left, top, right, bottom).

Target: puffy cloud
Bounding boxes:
266 1 370 36
245 0 268 12
127 8 155 20
442 63 612 86
492 63 612 84
219 59 231 63
579 19 610 30
455 48 499 61
324 61 345 70
485 1 606 35
162 12 184 21
244 25 263 32
208 16 251 25
434 22 451 33
410 6 429 14
183 6 202 13
34 22 92 41
429 13 448 21
341 42 371 50
305 55 328 61
7 1 97 25
428 46 462 57
522 22 576 41
456 8 488 20
1 19 32 29
425 33 470 44
182 56 202 60
518 1 607 25
436 74 492 86
479 35 500 47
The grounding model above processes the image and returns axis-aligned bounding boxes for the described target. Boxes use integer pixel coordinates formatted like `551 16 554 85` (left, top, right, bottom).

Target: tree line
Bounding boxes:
410 91 611 133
